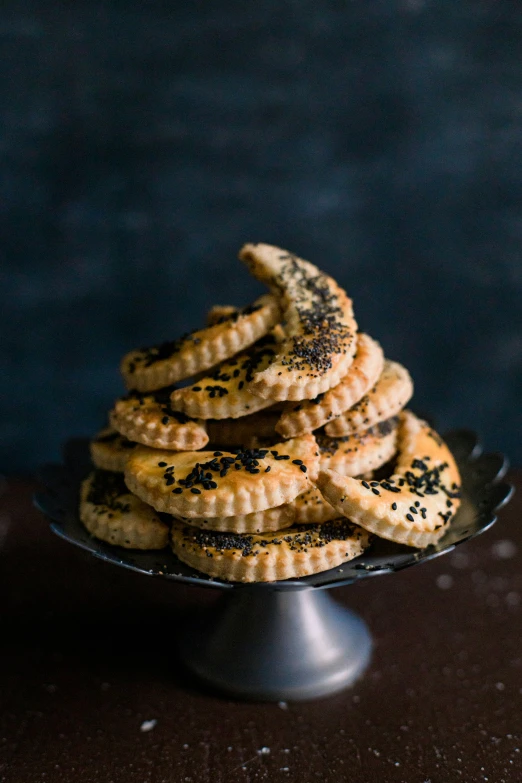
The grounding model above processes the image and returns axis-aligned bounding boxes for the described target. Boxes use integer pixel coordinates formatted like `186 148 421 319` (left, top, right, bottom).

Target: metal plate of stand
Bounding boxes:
35 432 513 700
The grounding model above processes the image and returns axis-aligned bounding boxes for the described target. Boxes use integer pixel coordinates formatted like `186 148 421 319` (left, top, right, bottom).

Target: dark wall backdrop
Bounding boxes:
2 1 522 473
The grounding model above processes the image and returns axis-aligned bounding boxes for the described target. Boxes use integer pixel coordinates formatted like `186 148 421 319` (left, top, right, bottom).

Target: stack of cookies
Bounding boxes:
82 244 461 582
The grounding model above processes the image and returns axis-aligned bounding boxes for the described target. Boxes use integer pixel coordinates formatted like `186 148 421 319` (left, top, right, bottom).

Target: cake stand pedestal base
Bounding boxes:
178 586 372 701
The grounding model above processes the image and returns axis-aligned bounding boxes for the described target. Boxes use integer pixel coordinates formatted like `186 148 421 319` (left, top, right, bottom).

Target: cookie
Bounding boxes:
275 333 384 438
316 417 398 477
169 335 278 419
90 427 138 472
206 409 280 449
239 243 358 401
124 435 319 519
324 360 413 437
121 294 281 392
80 470 169 549
110 387 208 451
174 503 296 534
170 518 371 582
289 487 338 524
316 411 461 548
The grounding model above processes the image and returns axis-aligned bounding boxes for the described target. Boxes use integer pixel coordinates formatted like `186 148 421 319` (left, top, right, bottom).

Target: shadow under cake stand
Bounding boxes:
35 431 513 701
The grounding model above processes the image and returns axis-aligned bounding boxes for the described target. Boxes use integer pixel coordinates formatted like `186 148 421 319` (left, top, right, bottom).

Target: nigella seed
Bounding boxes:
371 488 380 495
292 459 303 465
172 488 183 494
391 502 397 510
406 513 414 522
265 466 271 472
362 481 370 489
162 416 169 425
191 488 201 495
299 464 307 473
158 461 167 467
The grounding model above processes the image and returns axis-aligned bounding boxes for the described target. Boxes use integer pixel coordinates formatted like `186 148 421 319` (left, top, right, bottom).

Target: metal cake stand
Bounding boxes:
35 431 513 701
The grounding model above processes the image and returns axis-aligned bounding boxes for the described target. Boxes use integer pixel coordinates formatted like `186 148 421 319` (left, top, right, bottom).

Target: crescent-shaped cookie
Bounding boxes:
289 487 338 524
275 333 384 438
174 503 296 534
110 387 208 451
315 411 461 548
316 417 398 477
121 294 281 392
169 335 278 419
170 518 371 582
239 243 358 401
324 360 413 437
80 470 169 549
125 435 319 519
90 427 138 472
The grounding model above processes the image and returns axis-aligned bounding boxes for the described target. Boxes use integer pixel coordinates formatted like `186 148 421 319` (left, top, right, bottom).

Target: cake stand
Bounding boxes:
34 430 513 701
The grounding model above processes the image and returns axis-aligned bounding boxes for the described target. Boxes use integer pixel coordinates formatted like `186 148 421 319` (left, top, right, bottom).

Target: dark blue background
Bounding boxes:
2 1 521 473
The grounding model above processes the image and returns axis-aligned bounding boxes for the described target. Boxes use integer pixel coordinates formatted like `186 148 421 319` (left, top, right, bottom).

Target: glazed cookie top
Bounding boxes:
124 435 319 518
121 294 281 392
316 410 461 547
169 335 278 420
239 243 358 401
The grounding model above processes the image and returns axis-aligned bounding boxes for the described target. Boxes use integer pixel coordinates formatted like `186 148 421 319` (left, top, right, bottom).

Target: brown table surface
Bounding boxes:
0 474 521 783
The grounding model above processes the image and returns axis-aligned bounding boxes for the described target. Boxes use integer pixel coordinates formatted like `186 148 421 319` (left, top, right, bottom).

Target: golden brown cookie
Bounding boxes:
275 332 384 438
239 243 358 400
316 417 398 477
170 518 371 582
169 335 278 419
289 487 338 524
316 411 461 548
80 470 169 549
125 435 319 519
110 387 208 451
324 360 413 437
121 294 281 392
90 427 138 472
174 503 296 534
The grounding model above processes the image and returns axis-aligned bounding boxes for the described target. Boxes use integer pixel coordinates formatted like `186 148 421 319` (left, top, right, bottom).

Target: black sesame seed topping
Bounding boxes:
85 470 131 513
